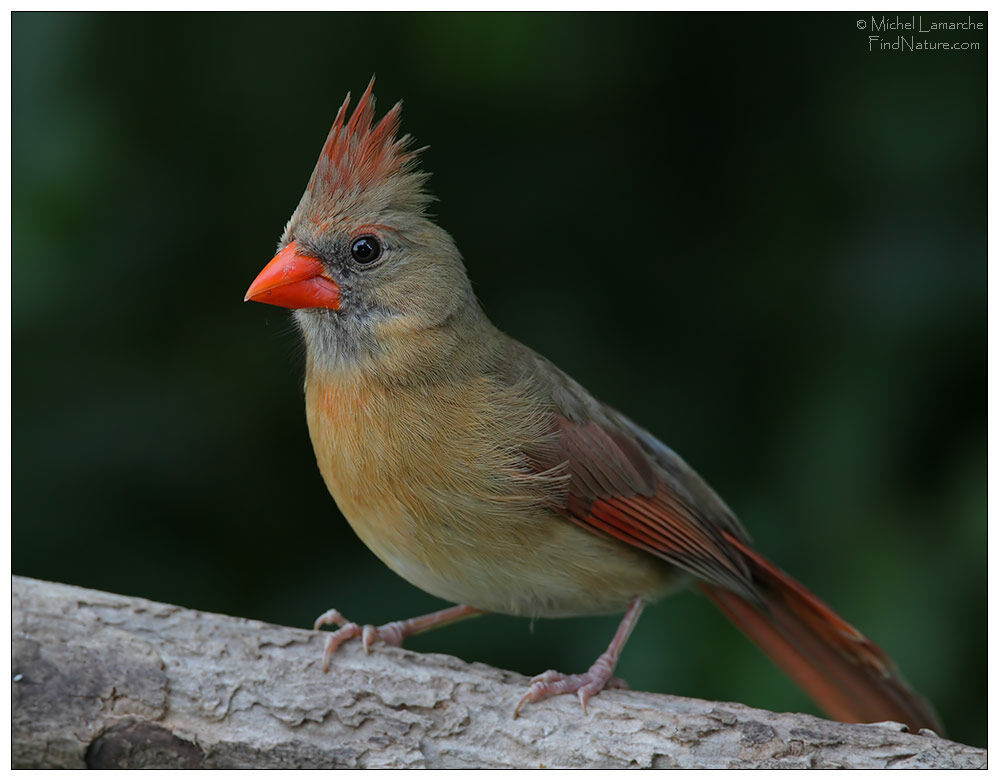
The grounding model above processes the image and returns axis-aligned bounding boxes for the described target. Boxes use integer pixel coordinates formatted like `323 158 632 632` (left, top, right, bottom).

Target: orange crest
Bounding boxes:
305 78 427 217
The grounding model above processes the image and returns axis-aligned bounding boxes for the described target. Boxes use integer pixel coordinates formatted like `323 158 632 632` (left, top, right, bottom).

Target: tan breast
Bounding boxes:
303 369 680 618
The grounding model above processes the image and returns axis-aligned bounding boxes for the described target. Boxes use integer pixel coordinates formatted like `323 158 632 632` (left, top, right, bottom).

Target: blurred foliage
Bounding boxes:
12 12 985 747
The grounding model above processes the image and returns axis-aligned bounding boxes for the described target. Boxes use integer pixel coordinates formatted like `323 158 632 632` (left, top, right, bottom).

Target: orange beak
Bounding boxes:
244 241 341 310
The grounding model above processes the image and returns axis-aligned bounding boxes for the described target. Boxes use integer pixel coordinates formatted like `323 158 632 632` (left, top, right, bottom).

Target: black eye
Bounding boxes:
350 235 381 265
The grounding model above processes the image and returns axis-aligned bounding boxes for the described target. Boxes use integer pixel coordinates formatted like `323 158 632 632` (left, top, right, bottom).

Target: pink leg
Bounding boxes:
514 597 645 718
313 604 484 672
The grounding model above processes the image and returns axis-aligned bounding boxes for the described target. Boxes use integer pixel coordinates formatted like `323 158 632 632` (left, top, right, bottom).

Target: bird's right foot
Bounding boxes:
312 609 409 671
312 604 485 672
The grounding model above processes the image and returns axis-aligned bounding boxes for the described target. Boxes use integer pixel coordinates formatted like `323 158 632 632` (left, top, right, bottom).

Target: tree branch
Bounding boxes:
11 576 984 769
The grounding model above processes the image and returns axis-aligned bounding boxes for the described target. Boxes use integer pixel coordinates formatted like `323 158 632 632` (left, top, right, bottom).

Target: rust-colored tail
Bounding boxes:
701 532 942 734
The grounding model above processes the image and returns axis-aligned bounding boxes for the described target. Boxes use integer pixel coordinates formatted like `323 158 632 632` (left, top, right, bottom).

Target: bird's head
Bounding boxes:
245 79 477 374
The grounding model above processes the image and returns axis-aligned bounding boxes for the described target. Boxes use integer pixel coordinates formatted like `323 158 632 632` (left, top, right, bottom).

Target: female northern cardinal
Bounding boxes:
245 80 941 733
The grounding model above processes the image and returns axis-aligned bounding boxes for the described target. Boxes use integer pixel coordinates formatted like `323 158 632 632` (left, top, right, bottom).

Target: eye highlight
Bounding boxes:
350 235 382 265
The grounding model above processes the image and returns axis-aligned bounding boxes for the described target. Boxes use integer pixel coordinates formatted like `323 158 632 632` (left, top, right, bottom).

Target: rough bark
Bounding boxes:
11 576 985 769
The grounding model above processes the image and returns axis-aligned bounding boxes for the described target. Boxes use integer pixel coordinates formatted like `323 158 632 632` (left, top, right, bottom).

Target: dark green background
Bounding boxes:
13 12 985 747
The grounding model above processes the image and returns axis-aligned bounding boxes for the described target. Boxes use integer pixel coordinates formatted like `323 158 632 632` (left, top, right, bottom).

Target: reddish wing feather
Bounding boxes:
552 415 755 596
548 414 942 733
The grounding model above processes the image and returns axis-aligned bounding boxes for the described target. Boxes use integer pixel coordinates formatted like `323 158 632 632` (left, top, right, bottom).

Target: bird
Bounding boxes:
244 78 941 733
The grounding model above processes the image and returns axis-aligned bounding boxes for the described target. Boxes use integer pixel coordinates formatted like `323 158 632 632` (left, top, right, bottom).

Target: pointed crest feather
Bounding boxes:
304 77 430 223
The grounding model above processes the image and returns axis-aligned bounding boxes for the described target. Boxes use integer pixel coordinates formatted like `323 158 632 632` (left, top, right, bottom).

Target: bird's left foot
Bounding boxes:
513 658 629 717
513 596 645 718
